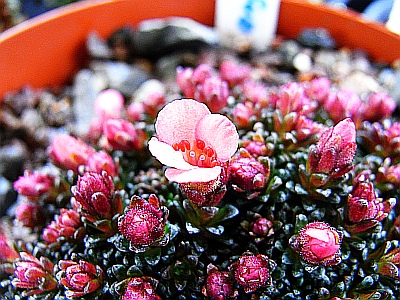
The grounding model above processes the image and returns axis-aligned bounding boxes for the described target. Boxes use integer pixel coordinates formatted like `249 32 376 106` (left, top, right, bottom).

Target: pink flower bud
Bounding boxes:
126 102 145 123
14 171 55 199
58 260 104 298
47 134 96 173
118 194 169 252
142 92 166 119
241 135 269 158
345 177 396 233
276 82 316 117
192 63 214 84
323 89 361 124
361 92 395 123
176 66 196 98
232 102 258 129
42 209 83 244
228 251 270 293
304 77 331 105
229 150 269 193
179 163 230 207
15 202 44 228
249 217 274 238
94 89 124 120
203 264 236 300
241 80 269 108
122 277 161 300
308 118 356 179
291 221 343 266
86 150 118 177
0 233 19 263
195 76 229 113
219 60 252 87
71 171 115 219
103 118 141 151
12 252 57 295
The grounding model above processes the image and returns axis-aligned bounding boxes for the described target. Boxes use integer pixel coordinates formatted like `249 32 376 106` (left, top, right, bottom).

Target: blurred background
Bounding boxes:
1 0 398 33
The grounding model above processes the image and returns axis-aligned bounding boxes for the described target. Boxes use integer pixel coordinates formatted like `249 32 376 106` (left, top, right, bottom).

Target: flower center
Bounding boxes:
172 139 219 168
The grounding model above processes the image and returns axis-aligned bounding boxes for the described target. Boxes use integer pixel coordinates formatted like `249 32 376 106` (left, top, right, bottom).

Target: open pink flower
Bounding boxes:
148 99 238 184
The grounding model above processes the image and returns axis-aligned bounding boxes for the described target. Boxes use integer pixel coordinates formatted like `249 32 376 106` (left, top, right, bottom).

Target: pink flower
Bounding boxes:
148 99 238 206
42 209 83 244
307 118 356 179
12 252 57 295
86 150 118 177
228 251 271 293
14 170 55 199
94 89 124 120
118 195 169 252
71 171 115 220
294 116 327 144
219 60 252 87
148 99 238 184
103 118 141 151
176 67 196 98
194 76 229 113
57 260 104 298
291 221 343 266
47 134 96 173
203 264 236 300
15 202 44 228
345 176 396 233
122 277 162 300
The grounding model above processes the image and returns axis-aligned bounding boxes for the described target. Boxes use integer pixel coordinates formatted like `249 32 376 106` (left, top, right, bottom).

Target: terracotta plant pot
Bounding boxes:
0 0 399 100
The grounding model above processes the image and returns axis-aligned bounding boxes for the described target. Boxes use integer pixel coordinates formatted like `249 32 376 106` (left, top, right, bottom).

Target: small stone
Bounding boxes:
0 139 29 181
87 31 113 60
133 17 218 61
293 52 313 72
0 176 17 217
297 28 336 49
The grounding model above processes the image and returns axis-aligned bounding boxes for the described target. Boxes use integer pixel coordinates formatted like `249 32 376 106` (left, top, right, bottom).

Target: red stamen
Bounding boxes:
196 139 206 150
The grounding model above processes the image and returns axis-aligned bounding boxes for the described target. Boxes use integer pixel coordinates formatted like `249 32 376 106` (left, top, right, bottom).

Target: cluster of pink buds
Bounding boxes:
345 174 396 233
122 276 162 300
228 251 271 293
71 171 121 221
248 216 275 242
42 208 84 244
219 60 252 87
57 260 104 298
47 134 96 173
291 221 343 267
12 252 57 297
241 134 270 158
232 101 260 129
202 264 237 300
306 118 357 188
303 77 331 105
118 194 169 252
176 64 229 112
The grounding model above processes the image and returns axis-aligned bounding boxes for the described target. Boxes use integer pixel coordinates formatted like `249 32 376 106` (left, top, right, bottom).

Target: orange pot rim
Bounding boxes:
0 0 399 100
